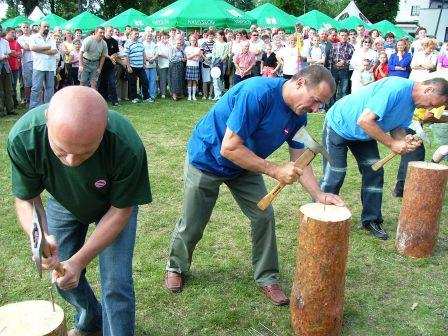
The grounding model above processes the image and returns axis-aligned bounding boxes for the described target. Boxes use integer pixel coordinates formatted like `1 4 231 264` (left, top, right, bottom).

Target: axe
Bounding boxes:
257 127 331 211
30 204 65 311
371 134 422 171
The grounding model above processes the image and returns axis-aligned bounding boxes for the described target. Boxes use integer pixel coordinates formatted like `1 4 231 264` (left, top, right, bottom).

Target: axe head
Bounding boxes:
293 127 332 165
30 206 43 278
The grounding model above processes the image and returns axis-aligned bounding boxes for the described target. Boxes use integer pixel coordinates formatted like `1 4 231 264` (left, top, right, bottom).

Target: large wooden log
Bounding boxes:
396 161 448 258
0 300 66 336
291 203 351 336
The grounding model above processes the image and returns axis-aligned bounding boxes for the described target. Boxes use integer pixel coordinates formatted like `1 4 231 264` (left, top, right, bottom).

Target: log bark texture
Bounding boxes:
291 203 351 336
0 300 66 336
396 161 448 258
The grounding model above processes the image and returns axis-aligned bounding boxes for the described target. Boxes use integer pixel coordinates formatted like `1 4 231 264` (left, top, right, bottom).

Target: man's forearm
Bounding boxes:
15 196 47 236
360 120 394 147
70 206 133 269
98 56 105 71
221 142 279 178
298 165 321 200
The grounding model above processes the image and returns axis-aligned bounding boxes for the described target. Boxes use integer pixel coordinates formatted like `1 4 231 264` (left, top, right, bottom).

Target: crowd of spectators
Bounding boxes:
0 21 447 116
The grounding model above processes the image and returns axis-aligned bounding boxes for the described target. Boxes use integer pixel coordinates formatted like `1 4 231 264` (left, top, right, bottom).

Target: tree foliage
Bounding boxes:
354 0 400 23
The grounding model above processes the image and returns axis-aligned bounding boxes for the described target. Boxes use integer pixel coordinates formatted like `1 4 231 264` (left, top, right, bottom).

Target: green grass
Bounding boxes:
1 100 447 335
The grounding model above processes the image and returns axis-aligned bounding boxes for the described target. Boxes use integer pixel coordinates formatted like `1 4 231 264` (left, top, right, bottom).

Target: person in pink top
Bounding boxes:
233 41 255 85
68 39 81 85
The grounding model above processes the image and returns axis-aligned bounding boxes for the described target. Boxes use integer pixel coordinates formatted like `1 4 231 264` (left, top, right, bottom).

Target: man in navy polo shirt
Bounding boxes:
165 65 344 306
321 77 448 240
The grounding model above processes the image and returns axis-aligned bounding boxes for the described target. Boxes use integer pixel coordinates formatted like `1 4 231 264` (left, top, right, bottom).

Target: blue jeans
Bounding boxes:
320 123 383 224
29 70 54 109
330 68 349 105
46 198 138 336
145 68 157 99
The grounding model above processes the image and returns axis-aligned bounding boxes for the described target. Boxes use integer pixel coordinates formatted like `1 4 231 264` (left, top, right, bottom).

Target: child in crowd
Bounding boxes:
374 52 389 81
360 59 374 86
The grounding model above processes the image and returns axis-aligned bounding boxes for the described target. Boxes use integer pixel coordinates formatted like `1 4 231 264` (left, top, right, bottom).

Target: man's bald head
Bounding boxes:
47 86 108 167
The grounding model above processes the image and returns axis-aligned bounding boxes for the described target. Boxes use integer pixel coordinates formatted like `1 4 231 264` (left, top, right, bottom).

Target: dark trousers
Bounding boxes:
128 67 149 100
233 74 251 85
396 128 426 183
320 123 383 224
99 67 118 104
0 67 14 116
330 68 350 106
68 66 80 85
251 60 261 76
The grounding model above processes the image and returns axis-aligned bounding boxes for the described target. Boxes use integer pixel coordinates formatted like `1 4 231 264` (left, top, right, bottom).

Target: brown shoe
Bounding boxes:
260 283 290 306
165 271 184 293
67 329 101 336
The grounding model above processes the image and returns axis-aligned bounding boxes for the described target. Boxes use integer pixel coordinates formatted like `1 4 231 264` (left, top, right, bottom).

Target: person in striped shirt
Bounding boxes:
124 28 150 103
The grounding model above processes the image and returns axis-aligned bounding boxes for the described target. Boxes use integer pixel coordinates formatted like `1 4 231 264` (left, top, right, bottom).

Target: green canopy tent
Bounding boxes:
102 8 149 31
296 10 340 30
338 16 371 30
64 11 105 32
371 20 410 39
35 13 67 29
1 15 32 29
146 0 254 29
246 3 296 31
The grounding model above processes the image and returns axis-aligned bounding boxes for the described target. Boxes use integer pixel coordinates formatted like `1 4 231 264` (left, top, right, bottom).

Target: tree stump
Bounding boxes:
0 300 66 336
396 161 448 258
291 203 352 336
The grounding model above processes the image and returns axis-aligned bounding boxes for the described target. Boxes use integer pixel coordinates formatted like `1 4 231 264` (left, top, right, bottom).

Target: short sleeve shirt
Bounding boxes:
7 106 152 224
187 77 307 177
81 36 108 61
326 77 415 141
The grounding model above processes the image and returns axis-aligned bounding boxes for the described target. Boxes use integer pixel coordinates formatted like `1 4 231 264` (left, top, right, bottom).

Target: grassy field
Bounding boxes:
0 99 447 336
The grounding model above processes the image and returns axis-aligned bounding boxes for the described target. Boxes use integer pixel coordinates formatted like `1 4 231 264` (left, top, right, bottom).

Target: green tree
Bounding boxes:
354 0 399 23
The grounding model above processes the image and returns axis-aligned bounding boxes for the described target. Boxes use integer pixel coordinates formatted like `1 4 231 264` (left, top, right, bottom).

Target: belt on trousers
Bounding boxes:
83 57 99 62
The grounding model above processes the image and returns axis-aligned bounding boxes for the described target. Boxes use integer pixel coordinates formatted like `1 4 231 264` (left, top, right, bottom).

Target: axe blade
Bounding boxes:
31 205 43 278
292 126 333 165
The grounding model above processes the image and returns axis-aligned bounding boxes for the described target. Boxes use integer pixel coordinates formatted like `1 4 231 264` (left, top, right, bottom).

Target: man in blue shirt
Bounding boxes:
124 28 149 103
321 77 448 240
165 65 344 306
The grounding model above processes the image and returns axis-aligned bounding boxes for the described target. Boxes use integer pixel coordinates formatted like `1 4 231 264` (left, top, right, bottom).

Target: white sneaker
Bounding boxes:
132 98 139 103
187 96 192 101
202 96 207 100
161 95 166 99
208 96 213 100
145 98 154 103
192 95 197 101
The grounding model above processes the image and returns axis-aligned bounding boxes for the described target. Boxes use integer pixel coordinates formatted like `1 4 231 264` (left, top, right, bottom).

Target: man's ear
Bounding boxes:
296 77 306 89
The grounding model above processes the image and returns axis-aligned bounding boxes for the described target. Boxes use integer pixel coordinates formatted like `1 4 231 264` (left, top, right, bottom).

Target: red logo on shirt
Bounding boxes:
94 179 107 189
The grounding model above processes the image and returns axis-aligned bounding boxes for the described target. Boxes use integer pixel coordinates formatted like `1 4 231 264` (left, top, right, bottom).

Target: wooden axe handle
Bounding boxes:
257 150 316 210
54 262 66 276
372 152 397 171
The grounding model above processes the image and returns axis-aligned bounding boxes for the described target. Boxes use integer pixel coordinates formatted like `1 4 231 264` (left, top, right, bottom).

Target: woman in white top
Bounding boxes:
277 35 301 79
350 37 378 92
305 35 325 66
409 38 438 81
184 35 202 100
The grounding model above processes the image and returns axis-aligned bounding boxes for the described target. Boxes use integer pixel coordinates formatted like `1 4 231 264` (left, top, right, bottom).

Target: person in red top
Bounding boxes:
374 51 389 81
5 27 22 107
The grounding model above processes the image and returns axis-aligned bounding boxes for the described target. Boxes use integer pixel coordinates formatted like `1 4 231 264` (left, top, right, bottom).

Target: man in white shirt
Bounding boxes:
0 24 15 116
156 32 171 98
29 21 58 109
17 22 33 104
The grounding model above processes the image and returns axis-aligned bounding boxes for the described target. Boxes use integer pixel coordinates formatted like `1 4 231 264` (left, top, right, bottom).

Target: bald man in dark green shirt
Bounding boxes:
7 86 151 336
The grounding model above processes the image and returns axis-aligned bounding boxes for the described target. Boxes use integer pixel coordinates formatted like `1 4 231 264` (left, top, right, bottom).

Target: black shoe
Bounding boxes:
393 181 404 198
362 220 389 240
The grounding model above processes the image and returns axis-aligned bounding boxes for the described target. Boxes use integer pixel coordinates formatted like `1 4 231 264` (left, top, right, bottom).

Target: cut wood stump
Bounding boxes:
0 300 66 336
396 161 448 258
291 203 351 336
